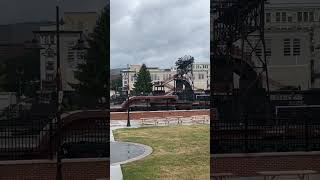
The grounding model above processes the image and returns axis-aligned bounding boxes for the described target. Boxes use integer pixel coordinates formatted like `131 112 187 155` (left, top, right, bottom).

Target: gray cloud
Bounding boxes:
111 0 210 69
0 0 106 25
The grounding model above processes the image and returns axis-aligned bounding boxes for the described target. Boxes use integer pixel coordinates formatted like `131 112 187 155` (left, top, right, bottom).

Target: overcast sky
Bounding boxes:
110 0 210 69
0 0 106 25
1 0 319 69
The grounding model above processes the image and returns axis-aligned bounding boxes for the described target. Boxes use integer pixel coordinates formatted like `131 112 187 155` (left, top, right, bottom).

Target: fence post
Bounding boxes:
244 113 249 153
49 118 53 159
305 115 309 151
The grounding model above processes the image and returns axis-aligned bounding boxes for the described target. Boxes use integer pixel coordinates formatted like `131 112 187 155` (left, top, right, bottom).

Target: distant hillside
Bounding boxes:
110 68 124 80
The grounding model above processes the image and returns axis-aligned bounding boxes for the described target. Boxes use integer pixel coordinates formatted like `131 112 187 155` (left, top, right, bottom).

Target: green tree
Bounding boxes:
72 6 108 107
0 51 40 96
133 64 153 95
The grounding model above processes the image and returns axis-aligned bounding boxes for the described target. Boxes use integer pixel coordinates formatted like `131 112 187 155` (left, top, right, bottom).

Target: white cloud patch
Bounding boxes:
111 0 210 68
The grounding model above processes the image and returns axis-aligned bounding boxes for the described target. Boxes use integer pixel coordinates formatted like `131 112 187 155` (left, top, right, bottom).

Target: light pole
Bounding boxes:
26 4 87 180
55 6 87 180
127 64 131 127
206 70 209 90
55 5 63 180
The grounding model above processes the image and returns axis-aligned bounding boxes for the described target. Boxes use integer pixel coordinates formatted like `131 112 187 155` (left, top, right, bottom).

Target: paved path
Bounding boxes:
110 121 140 180
110 123 123 180
110 142 147 164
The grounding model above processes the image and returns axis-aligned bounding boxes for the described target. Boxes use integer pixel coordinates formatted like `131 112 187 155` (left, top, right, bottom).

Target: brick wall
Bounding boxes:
0 158 109 180
110 109 209 120
211 152 320 177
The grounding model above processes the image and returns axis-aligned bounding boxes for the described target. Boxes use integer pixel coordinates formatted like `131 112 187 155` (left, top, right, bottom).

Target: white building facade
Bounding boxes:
121 63 210 93
38 12 98 93
263 3 320 90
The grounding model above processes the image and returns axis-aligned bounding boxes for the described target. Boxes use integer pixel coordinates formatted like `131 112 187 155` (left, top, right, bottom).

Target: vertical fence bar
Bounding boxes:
305 116 309 151
244 114 249 153
49 118 53 159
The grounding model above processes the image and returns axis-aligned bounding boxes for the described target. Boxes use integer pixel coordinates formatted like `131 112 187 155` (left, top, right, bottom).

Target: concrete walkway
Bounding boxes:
110 123 123 180
110 121 141 180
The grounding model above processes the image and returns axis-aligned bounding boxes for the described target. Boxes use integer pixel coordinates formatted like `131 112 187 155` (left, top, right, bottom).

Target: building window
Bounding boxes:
309 12 314 22
288 16 293 22
67 42 76 68
283 39 291 56
50 34 55 44
266 12 271 23
276 12 280 22
293 39 301 56
304 12 308 22
46 61 54 71
198 74 204 80
298 12 302 22
282 12 286 22
124 80 127 85
46 73 54 81
44 36 49 44
77 51 85 60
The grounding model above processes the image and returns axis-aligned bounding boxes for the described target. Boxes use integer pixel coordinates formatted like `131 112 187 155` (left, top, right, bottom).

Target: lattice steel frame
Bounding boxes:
210 0 270 120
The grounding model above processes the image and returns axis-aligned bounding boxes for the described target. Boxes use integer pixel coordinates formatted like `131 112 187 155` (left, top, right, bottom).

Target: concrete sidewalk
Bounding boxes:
110 125 123 180
110 121 140 180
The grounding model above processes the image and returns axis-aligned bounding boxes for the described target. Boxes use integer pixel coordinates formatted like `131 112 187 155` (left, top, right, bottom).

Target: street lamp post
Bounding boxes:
207 69 210 90
127 64 131 127
54 7 88 180
55 5 63 180
26 4 87 180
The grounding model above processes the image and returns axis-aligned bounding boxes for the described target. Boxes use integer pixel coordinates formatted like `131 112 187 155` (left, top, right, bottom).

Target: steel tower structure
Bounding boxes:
211 0 270 123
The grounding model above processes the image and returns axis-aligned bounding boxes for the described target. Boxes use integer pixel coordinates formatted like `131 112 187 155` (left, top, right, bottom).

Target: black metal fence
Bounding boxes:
211 110 320 154
0 108 109 160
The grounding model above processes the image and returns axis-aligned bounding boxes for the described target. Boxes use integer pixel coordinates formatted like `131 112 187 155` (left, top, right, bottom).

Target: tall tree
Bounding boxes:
133 64 153 95
72 6 108 106
0 51 40 96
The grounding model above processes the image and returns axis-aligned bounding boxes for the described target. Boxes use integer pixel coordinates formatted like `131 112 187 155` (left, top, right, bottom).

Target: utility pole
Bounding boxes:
127 64 131 127
55 5 63 180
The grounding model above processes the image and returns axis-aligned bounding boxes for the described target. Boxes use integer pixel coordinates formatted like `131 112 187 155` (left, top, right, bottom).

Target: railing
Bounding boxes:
0 116 54 160
0 110 109 160
211 115 320 154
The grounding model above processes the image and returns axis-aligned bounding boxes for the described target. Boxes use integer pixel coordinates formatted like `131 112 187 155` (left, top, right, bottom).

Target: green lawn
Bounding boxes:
114 125 210 180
